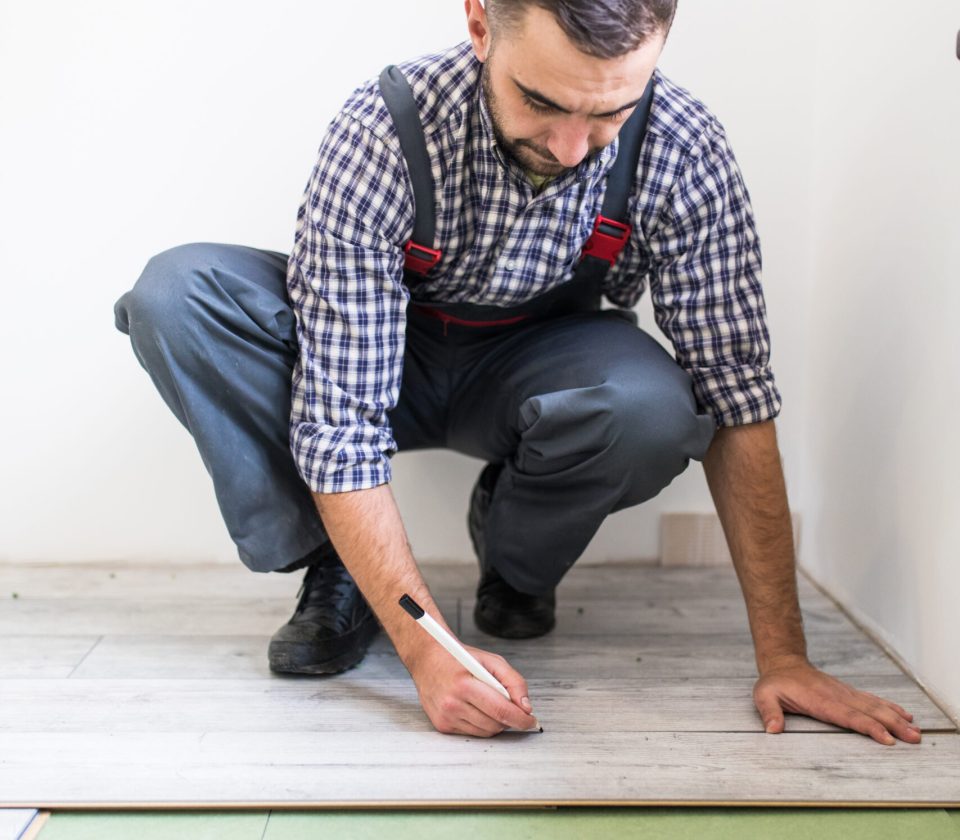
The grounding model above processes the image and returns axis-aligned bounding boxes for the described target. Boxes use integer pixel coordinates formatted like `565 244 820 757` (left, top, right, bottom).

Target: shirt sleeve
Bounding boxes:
647 117 782 427
286 109 414 494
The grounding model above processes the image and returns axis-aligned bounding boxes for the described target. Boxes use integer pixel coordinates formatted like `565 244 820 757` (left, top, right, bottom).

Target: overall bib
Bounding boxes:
113 66 717 595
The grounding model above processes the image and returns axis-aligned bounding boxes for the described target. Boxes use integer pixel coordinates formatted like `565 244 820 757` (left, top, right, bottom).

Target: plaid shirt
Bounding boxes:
287 40 782 494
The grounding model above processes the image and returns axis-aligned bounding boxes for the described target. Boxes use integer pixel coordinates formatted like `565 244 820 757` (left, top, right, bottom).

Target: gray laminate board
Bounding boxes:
0 598 458 637
1 675 953 733
1 561 955 808
0 561 820 602
0 635 101 678
1 730 958 806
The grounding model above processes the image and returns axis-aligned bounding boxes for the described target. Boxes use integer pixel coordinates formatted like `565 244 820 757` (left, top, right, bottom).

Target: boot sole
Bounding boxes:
268 615 382 675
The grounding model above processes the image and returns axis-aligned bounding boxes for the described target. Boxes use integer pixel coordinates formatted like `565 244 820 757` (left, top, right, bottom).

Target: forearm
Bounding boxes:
701 419 808 673
311 483 452 673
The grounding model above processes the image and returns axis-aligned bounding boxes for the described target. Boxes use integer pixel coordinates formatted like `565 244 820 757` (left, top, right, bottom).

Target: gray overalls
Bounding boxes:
113 65 717 596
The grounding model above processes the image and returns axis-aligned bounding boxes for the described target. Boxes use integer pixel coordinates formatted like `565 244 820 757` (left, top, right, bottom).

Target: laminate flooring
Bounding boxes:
0 561 957 807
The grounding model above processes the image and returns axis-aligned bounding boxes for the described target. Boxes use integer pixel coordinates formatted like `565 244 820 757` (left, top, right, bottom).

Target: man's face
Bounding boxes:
471 3 665 177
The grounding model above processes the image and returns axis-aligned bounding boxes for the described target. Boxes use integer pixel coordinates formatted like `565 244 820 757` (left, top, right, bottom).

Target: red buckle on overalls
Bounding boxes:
404 240 442 275
580 215 632 266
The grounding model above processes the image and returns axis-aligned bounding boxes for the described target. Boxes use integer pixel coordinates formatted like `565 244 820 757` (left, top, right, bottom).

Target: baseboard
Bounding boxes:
660 511 802 567
798 563 960 729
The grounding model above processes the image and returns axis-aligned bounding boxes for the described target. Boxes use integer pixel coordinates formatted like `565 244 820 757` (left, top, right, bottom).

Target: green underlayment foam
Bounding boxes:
36 808 960 840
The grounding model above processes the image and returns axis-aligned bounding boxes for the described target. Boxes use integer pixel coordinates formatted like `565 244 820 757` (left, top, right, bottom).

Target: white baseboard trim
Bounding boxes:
660 511 802 567
798 563 960 728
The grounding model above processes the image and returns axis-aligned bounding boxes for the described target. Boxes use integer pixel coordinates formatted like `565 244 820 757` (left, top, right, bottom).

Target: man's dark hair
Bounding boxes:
486 0 677 59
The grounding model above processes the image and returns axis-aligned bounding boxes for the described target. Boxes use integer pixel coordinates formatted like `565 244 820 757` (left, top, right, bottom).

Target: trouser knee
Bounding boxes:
114 242 220 343
606 376 717 507
517 375 715 490
112 242 324 572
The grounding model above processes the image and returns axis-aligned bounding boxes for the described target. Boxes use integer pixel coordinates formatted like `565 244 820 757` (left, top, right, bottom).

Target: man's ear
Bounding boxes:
465 0 492 63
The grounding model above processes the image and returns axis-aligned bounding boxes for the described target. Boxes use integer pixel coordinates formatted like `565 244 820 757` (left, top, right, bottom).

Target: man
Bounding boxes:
114 0 922 746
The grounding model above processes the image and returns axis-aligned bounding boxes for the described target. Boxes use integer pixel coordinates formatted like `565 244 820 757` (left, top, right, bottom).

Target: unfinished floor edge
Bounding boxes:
13 810 49 840
4 800 960 810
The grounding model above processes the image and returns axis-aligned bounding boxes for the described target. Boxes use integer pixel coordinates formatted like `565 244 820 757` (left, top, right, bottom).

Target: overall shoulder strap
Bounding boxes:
575 73 656 280
379 63 655 283
378 65 442 277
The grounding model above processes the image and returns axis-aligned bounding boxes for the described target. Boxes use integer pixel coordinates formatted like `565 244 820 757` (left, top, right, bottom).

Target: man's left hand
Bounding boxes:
753 657 923 745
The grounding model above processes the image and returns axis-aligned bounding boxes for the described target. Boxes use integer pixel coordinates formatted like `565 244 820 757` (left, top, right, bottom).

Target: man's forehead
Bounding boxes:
496 48 655 116
508 75 649 118
492 5 660 100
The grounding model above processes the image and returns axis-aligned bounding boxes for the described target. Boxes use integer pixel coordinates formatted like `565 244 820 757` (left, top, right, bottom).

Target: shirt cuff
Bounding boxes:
291 422 395 493
690 365 783 427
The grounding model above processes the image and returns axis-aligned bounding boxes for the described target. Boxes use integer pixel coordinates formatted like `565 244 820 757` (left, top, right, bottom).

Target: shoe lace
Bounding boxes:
293 562 363 627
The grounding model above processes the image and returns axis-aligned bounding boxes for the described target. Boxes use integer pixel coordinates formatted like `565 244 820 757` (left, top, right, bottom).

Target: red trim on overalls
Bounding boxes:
403 211 630 333
410 304 529 336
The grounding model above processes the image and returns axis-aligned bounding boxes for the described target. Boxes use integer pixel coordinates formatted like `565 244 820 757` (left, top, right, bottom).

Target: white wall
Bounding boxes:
797 1 960 719
3 0 956 717
0 0 808 565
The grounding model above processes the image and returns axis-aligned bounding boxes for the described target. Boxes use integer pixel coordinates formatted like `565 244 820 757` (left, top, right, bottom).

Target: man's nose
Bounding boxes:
545 122 592 168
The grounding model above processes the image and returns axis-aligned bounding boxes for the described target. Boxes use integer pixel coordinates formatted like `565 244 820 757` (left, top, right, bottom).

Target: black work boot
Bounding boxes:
268 545 381 675
468 462 557 639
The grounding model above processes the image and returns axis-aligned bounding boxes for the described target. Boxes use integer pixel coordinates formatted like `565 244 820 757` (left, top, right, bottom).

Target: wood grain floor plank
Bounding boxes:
60 629 903 681
0 598 457 637
1 676 952 733
0 562 821 602
1 730 957 805
0 594 845 637
0 635 101 678
1 560 953 807
0 563 300 600
459 595 849 635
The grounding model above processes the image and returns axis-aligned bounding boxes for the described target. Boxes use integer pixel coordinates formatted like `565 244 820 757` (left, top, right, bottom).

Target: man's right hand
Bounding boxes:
407 641 539 737
309 483 538 736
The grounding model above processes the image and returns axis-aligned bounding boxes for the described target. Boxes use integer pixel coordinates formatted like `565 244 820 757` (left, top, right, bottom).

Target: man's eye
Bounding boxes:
604 108 631 122
522 93 631 122
521 94 553 114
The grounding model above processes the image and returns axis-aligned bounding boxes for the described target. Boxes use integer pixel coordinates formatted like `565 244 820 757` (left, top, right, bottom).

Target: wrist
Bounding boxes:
399 633 446 678
394 607 453 676
758 652 810 675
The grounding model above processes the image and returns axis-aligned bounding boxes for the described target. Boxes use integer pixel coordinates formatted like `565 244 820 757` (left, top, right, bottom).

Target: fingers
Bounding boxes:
835 684 921 742
860 690 914 723
821 699 921 745
421 643 539 737
432 692 502 738
465 679 540 732
755 668 923 746
480 652 534 714
441 690 525 738
456 713 503 738
853 697 922 743
431 677 537 737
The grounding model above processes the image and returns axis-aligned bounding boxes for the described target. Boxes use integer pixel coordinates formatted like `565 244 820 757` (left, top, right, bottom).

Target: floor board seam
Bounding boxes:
66 635 103 679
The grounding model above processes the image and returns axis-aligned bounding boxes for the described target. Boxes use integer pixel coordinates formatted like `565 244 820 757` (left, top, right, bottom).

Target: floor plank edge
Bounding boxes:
5 800 960 809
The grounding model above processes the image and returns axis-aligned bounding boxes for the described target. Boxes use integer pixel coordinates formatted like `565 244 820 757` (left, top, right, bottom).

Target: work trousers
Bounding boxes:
113 242 717 596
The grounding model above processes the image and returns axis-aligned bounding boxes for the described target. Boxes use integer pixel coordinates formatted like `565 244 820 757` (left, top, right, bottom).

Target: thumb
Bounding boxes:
754 689 785 734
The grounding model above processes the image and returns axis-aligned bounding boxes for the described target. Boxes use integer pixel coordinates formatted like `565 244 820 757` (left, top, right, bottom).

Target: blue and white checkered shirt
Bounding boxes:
287 40 781 494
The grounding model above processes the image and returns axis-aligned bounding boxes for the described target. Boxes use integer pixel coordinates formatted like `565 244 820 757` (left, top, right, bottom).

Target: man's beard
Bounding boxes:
480 62 567 177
